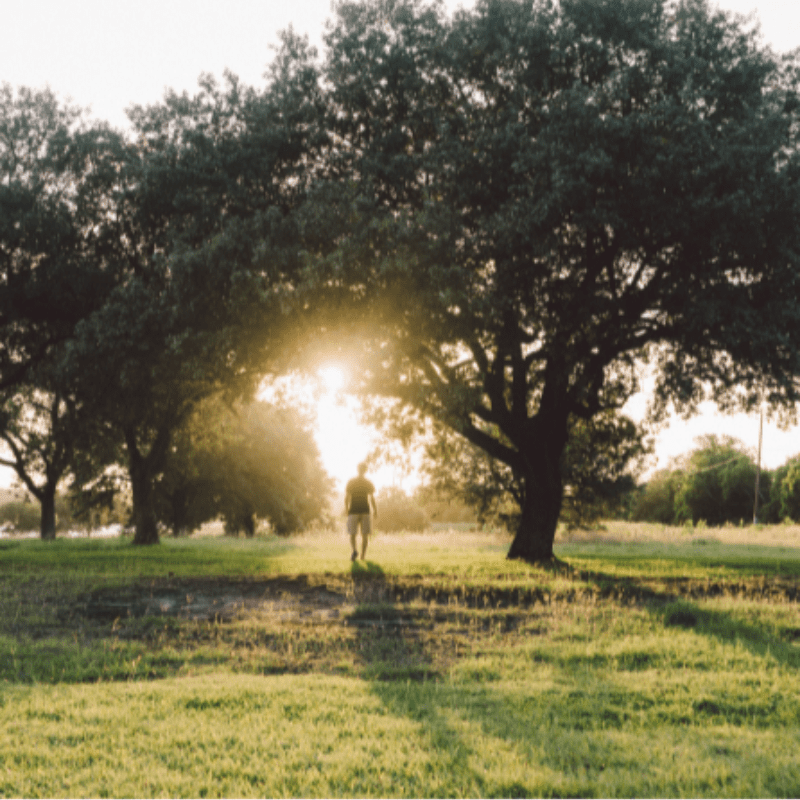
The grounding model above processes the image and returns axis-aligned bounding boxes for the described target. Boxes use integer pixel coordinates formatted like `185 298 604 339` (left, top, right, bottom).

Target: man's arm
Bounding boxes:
344 490 351 515
370 492 377 517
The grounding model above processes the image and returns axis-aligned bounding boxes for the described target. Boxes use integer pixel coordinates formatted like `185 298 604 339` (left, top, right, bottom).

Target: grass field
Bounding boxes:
1 521 799 798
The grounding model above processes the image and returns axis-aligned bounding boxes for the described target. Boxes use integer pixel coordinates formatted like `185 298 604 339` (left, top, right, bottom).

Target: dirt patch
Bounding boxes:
70 575 356 624
68 572 800 626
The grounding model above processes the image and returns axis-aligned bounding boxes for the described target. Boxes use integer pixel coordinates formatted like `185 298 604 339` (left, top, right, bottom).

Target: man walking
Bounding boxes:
345 462 377 561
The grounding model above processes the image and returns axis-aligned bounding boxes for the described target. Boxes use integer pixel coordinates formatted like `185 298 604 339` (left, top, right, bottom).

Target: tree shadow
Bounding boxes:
569 566 800 671
345 573 505 795
350 565 800 797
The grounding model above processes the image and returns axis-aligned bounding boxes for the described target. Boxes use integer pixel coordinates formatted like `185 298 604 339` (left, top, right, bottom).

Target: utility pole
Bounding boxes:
753 404 764 524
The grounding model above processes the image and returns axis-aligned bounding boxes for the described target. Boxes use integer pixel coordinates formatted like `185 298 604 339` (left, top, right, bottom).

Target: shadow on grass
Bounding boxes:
349 572 614 798
344 574 514 795
351 565 800 797
3 551 799 794
570 566 800 671
350 560 385 578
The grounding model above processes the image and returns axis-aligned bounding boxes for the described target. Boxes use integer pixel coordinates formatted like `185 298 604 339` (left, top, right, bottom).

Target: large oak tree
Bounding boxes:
305 0 800 561
0 86 132 537
63 33 327 544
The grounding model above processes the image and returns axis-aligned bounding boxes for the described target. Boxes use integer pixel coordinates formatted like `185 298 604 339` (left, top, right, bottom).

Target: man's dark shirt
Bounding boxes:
346 476 375 514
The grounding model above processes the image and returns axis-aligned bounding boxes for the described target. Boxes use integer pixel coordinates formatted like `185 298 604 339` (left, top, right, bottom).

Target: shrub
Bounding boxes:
375 487 428 532
630 469 682 524
0 499 40 532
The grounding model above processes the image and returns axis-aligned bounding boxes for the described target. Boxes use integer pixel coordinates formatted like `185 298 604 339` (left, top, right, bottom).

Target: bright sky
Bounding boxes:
313 367 421 498
3 0 796 131
1 0 799 490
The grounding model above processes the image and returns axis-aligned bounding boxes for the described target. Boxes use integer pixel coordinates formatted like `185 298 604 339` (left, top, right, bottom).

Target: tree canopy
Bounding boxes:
3 1 800 561
299 0 800 560
51 36 326 544
0 85 126 391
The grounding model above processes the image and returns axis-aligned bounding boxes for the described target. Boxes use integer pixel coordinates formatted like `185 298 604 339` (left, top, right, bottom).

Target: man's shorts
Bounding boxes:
347 514 372 537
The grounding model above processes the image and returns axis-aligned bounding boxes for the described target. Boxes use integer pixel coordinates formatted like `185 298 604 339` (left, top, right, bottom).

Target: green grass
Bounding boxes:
0 535 297 580
1 523 799 797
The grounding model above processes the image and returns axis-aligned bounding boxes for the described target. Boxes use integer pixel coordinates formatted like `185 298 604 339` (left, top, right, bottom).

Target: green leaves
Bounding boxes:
155 397 333 536
310 0 800 557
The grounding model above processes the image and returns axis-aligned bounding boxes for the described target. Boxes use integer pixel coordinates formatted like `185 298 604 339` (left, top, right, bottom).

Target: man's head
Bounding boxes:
357 462 368 476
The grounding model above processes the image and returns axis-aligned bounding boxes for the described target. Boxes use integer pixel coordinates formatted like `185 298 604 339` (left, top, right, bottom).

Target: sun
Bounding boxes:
313 365 373 491
317 365 346 394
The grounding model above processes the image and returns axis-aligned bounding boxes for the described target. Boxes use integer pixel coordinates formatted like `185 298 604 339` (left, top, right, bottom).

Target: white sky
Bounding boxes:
3 0 796 131
1 0 799 489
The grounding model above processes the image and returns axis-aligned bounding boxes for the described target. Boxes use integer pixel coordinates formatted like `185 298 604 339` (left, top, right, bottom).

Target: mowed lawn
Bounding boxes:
2 523 800 798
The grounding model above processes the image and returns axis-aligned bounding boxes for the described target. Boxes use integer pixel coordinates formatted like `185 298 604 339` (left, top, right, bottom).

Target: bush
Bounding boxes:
630 469 681 524
0 499 40 532
375 487 428 532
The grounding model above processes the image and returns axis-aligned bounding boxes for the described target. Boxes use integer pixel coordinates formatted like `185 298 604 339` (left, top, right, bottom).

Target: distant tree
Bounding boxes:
630 468 683 525
303 0 800 562
769 454 800 522
374 486 428 532
0 81 131 539
0 496 40 533
0 384 78 539
154 398 333 537
673 435 760 525
0 85 128 535
413 485 477 526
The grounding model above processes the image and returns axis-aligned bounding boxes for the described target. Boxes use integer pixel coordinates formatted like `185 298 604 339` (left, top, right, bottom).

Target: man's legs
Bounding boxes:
347 514 359 561
359 513 371 560
347 514 371 560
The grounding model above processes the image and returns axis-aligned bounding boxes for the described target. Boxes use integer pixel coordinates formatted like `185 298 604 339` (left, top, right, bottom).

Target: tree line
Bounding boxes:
2 0 800 560
628 434 800 527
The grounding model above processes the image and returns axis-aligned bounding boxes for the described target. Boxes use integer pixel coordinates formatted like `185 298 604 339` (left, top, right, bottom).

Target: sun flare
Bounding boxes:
259 366 419 504
313 365 373 493
317 365 346 394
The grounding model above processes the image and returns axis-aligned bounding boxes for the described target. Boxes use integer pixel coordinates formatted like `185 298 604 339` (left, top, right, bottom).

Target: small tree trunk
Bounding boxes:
39 485 57 541
131 474 159 545
170 487 189 537
129 446 160 546
506 414 568 564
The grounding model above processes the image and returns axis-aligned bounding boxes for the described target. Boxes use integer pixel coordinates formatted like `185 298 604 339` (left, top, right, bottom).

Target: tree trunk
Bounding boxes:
170 487 189 537
39 485 57 541
506 415 569 564
128 444 160 546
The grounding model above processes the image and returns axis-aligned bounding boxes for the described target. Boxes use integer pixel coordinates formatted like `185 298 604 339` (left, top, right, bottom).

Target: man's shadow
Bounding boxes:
350 560 385 578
